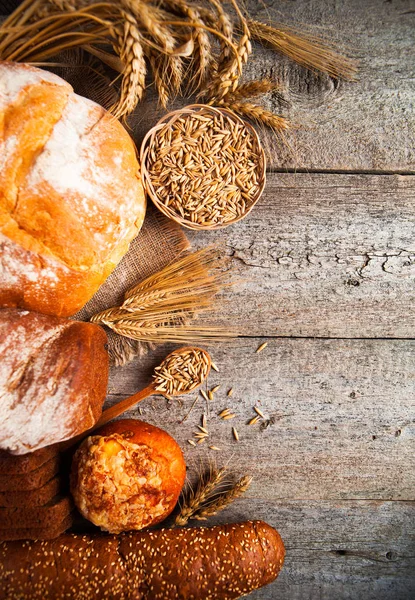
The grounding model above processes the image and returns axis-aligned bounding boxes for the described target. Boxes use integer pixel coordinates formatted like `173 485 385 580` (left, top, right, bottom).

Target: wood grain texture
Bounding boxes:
184 172 415 338
106 338 415 501
129 0 415 171
108 1 414 597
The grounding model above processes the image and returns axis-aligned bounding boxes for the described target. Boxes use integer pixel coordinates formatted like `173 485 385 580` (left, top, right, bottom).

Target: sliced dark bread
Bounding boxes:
0 445 59 475
0 513 73 541
0 496 73 529
0 455 60 492
0 476 62 507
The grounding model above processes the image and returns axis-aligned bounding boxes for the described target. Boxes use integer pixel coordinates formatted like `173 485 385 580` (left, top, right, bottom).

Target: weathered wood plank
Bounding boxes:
129 0 415 171
106 338 415 501
203 499 415 600
183 172 415 338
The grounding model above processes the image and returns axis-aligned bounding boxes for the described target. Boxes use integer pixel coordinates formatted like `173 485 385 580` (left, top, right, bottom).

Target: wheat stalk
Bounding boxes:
111 12 146 120
220 100 289 132
175 468 252 526
175 466 226 526
160 0 211 91
201 0 251 103
248 19 358 80
90 247 236 344
205 0 233 69
192 475 253 520
122 0 184 99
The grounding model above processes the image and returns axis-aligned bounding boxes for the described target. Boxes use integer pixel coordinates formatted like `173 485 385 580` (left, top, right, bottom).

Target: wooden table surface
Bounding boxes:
108 1 415 598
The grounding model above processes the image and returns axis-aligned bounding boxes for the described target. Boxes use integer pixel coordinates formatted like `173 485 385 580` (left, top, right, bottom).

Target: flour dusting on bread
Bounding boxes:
0 62 146 317
0 310 108 455
28 94 103 199
0 62 71 110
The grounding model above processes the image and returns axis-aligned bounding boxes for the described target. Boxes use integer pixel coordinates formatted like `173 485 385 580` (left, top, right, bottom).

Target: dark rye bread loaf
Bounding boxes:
0 520 285 600
0 455 60 492
0 513 73 542
0 476 61 507
0 446 59 475
0 496 73 530
0 309 109 455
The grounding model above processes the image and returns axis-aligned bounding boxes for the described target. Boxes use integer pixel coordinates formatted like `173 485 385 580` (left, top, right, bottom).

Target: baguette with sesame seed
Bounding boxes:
0 520 285 599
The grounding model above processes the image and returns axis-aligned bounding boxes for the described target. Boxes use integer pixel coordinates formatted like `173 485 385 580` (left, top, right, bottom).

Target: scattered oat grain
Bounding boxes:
254 406 265 418
218 408 231 418
223 413 236 420
200 390 209 402
256 342 268 353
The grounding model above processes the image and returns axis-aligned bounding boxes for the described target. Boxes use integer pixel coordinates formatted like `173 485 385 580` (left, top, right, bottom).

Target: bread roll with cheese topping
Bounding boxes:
71 419 186 533
0 62 146 317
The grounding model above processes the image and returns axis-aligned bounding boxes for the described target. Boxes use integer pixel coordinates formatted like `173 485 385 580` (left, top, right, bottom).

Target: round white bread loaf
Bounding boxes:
0 62 146 317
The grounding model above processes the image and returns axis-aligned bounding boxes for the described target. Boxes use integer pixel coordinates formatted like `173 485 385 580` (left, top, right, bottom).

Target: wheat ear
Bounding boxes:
111 11 146 119
175 467 226 526
221 100 289 132
90 248 236 344
161 0 211 90
193 475 253 520
226 79 282 100
248 19 358 80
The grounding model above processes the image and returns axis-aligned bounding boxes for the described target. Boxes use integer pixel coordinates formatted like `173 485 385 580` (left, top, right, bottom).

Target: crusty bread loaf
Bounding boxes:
0 61 146 317
0 309 109 455
0 520 285 599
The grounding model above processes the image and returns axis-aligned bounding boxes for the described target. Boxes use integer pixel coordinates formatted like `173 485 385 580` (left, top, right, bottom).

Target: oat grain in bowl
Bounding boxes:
141 105 266 230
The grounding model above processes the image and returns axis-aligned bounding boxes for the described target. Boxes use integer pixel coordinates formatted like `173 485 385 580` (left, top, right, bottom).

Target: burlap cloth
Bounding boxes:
0 1 191 363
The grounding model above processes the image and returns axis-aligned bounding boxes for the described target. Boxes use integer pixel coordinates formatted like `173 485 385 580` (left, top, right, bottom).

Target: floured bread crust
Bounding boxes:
0 62 146 316
0 309 109 455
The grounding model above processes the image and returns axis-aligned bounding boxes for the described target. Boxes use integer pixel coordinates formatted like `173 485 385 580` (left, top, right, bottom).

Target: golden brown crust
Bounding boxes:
0 521 285 598
0 62 146 317
71 419 186 533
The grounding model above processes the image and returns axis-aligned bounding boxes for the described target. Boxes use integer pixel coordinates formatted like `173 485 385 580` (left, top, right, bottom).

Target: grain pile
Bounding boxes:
141 105 266 230
153 348 210 396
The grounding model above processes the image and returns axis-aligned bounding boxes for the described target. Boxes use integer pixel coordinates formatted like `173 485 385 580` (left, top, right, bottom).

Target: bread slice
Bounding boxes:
0 445 59 475
0 513 73 541
0 496 73 529
0 476 62 507
0 455 60 492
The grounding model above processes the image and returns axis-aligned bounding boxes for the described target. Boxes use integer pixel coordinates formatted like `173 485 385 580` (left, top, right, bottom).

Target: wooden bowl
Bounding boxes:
140 104 266 231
